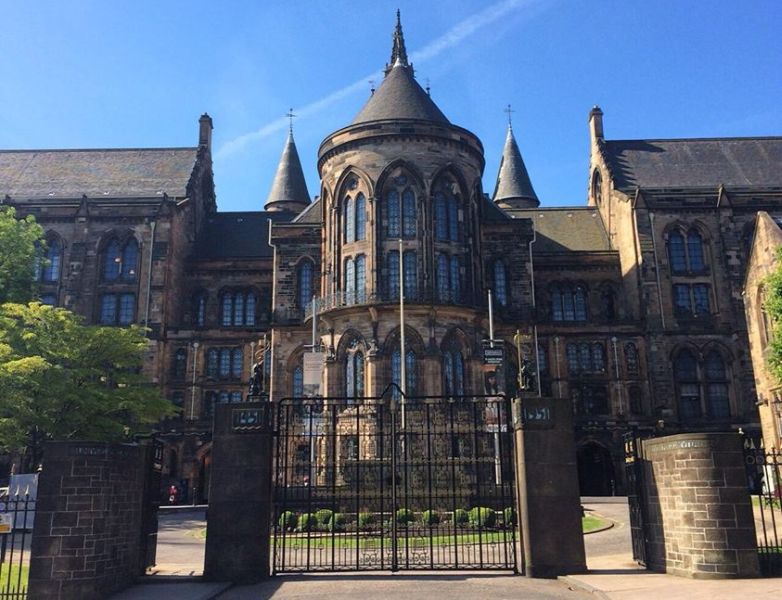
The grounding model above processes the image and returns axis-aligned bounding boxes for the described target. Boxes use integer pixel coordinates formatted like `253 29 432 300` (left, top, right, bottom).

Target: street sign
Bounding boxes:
303 351 325 396
482 346 504 366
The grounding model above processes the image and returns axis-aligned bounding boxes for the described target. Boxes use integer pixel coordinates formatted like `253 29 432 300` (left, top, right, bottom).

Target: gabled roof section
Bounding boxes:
293 197 322 224
507 207 611 253
0 147 201 200
352 13 449 126
195 211 294 260
603 137 782 192
493 125 539 209
264 132 311 212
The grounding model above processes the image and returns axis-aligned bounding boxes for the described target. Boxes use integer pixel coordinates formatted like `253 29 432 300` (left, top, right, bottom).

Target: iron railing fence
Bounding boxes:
272 392 517 573
744 438 782 576
0 492 32 600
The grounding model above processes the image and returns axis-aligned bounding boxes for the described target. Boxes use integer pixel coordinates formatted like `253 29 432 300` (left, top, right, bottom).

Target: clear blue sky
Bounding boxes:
2 1 780 211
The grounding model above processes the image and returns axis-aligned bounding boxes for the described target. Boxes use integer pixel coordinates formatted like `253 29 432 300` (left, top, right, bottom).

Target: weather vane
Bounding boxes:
504 104 515 129
285 108 296 133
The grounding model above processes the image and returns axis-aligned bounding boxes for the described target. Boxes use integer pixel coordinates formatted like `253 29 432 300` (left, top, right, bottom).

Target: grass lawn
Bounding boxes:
582 515 609 533
0 563 29 591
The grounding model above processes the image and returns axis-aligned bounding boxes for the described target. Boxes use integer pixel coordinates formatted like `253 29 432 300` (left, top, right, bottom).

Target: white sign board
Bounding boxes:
303 352 325 397
0 514 11 534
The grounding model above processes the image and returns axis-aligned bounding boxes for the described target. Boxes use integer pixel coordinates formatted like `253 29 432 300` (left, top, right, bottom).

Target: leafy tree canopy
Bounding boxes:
0 206 45 304
0 302 175 468
765 248 782 384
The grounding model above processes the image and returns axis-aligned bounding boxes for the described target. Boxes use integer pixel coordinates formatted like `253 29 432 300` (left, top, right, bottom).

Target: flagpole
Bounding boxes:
399 238 406 428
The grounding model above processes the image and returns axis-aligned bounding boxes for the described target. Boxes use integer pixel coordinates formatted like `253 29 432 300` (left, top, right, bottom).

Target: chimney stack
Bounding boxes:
199 113 213 149
588 105 604 143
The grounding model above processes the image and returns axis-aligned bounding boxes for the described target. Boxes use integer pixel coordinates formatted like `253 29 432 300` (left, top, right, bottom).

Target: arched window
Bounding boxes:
297 260 314 309
219 350 231 378
42 238 62 282
566 342 606 374
574 285 587 320
704 351 730 418
103 240 122 280
668 231 686 274
344 196 355 244
232 348 243 379
443 345 465 397
434 192 447 241
625 343 639 375
402 189 416 237
355 255 366 302
403 251 417 300
436 254 449 301
386 251 400 300
207 349 219 378
494 261 508 307
448 196 459 242
99 293 135 325
391 349 417 398
344 257 355 303
687 230 705 273
293 365 304 398
355 193 366 241
387 190 400 237
450 256 461 303
674 350 700 419
173 348 187 379
601 288 615 320
591 170 603 204
193 293 207 327
122 239 138 280
345 350 365 401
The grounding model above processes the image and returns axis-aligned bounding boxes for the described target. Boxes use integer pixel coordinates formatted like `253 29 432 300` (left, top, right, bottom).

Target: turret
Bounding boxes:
264 130 311 213
492 122 539 209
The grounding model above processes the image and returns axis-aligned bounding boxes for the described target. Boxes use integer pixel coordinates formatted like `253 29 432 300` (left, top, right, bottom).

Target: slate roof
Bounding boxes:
507 207 611 253
0 147 201 199
602 137 782 192
265 132 311 211
293 197 322 224
493 126 538 208
195 211 294 260
352 64 449 125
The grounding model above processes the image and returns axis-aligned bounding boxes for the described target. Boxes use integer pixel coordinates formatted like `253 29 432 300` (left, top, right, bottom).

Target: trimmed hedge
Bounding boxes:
316 508 334 526
358 512 377 530
297 513 318 532
468 506 496 528
396 508 415 526
278 511 297 530
503 507 516 527
453 509 469 525
421 509 441 526
329 512 347 532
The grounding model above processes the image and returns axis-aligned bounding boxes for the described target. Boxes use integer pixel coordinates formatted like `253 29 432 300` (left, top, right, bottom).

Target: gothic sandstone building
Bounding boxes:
2 16 780 499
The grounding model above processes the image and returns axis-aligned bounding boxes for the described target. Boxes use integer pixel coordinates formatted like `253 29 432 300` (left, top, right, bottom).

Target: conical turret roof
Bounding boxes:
352 11 449 126
493 125 539 209
264 131 311 213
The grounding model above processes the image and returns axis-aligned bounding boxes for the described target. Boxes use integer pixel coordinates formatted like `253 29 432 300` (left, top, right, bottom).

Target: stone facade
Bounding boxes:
2 15 781 496
743 212 782 447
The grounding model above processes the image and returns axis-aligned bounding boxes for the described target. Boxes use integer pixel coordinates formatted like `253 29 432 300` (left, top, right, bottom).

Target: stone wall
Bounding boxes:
640 433 759 578
28 441 154 600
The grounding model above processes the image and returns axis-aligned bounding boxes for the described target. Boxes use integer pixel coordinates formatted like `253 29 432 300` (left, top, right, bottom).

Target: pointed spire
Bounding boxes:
264 128 311 213
493 120 539 209
385 9 411 75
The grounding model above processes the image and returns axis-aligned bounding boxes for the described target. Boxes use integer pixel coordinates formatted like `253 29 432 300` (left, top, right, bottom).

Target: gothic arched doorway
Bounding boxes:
577 442 615 496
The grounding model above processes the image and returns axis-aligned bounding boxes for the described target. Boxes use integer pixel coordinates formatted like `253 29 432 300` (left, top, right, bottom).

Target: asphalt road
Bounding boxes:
581 498 633 562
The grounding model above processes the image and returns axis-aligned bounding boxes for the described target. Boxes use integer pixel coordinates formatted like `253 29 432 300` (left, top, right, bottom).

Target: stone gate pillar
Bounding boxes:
204 401 274 583
512 395 587 578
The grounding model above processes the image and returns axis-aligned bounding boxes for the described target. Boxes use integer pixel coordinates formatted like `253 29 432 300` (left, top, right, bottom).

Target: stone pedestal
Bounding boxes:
513 395 587 578
204 402 273 583
640 433 759 578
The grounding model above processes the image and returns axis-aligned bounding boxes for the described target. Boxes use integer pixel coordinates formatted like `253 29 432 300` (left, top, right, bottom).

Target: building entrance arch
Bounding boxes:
577 442 615 496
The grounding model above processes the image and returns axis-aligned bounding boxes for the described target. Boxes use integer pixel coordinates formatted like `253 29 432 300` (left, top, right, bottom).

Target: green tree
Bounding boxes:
0 302 175 470
766 248 782 384
0 206 44 304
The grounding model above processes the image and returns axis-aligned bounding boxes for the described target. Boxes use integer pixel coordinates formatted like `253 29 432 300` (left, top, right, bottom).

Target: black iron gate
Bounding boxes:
272 392 517 572
743 436 782 576
0 490 33 600
623 432 647 566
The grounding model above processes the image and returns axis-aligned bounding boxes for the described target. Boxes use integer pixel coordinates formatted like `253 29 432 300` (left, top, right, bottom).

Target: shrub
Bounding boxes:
453 508 469 525
503 507 516 527
297 513 318 532
316 508 334 526
421 509 441 526
358 512 377 530
278 511 297 531
395 508 415 526
468 506 496 528
329 512 347 532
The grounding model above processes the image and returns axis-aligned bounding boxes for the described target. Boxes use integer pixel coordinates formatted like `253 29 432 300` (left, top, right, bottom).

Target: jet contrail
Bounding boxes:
215 0 544 160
